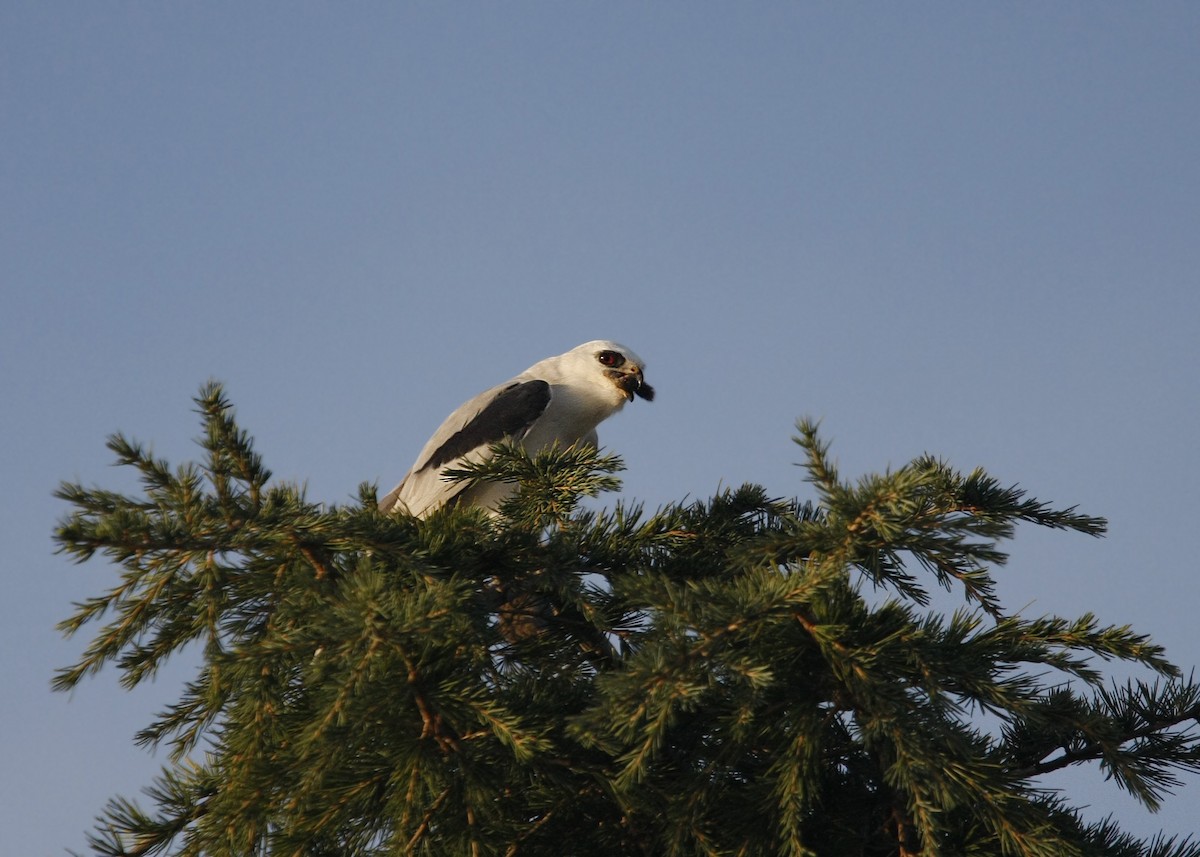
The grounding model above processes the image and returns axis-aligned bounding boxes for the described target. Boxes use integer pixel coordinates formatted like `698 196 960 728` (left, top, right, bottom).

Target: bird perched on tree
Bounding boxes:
379 340 654 517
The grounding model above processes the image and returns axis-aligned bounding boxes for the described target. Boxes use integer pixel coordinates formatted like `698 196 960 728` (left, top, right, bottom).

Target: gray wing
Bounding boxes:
380 379 552 516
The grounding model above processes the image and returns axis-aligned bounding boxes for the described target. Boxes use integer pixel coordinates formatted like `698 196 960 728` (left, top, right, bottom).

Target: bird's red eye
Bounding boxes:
597 350 625 367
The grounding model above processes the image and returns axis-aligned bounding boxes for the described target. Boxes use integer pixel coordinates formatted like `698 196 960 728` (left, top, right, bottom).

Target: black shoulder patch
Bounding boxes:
424 380 552 470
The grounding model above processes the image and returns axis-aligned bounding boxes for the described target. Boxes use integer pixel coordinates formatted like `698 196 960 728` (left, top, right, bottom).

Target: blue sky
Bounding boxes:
3 3 1198 852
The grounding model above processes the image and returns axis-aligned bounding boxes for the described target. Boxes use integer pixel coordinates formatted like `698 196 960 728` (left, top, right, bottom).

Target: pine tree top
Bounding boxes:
54 383 1200 857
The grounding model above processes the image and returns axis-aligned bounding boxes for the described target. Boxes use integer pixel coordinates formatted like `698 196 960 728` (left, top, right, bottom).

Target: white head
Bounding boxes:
535 340 655 404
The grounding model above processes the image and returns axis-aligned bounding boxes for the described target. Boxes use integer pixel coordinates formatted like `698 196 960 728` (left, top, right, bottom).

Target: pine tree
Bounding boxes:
54 383 1200 857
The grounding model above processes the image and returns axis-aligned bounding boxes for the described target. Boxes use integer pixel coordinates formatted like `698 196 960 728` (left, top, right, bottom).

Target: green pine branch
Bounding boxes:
53 386 1199 857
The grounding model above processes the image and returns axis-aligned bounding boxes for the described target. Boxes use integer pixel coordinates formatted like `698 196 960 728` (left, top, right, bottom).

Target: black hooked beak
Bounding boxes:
612 369 654 402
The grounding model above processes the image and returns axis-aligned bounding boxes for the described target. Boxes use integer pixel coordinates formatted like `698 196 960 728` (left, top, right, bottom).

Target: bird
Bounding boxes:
379 340 654 517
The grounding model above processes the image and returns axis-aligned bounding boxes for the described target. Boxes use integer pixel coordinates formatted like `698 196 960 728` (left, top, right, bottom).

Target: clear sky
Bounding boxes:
3 3 1198 852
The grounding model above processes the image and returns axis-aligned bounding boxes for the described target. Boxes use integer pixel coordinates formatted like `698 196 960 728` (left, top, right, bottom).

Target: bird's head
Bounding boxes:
565 340 655 404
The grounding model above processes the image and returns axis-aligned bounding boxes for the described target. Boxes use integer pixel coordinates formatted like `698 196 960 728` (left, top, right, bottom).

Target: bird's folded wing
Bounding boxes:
380 379 552 515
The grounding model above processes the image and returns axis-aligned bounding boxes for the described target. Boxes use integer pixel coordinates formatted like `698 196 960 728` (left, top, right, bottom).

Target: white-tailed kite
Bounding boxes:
379 340 654 517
